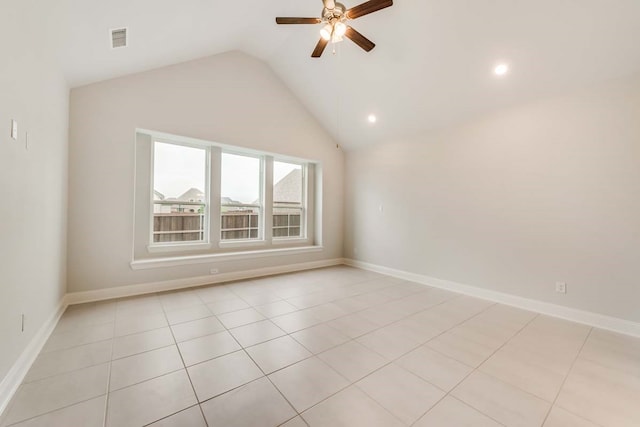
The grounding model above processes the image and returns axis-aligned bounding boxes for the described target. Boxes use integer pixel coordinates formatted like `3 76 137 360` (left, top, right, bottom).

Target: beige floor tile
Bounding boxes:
246 336 312 374
200 377 296 427
254 300 299 318
414 396 502 427
187 350 263 402
397 345 473 391
544 406 600 427
218 308 266 329
194 285 236 304
318 341 387 382
356 364 445 425
510 316 590 359
43 322 114 353
479 344 568 401
7 396 106 427
24 340 112 383
165 305 212 325
579 328 640 376
268 357 349 412
55 305 115 334
426 329 497 368
158 290 203 312
106 370 197 427
356 323 424 360
170 316 225 342
206 298 251 315
112 327 174 359
271 310 323 333
287 293 335 310
147 405 206 427
325 313 379 339
358 305 408 327
280 416 308 427
451 371 550 427
229 320 286 347
241 292 283 306
3 363 109 425
114 312 168 337
109 345 184 391
303 303 349 322
291 324 350 354
301 386 404 427
177 331 241 366
556 358 640 427
273 284 323 300
115 299 164 319
332 293 385 312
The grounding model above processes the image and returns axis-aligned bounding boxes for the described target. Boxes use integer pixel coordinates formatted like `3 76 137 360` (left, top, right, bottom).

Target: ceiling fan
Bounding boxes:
276 0 393 58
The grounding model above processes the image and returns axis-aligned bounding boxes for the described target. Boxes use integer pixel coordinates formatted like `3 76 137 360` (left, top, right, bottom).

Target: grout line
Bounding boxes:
221 290 307 420
140 404 201 427
158 292 210 427
539 327 595 426
102 310 117 427
406 312 540 426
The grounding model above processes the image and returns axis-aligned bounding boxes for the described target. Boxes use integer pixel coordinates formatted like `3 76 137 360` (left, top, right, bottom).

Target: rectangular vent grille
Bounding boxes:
111 28 127 48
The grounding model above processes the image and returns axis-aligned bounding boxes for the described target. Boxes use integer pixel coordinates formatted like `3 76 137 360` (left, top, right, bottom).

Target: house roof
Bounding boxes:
274 169 302 204
53 0 640 149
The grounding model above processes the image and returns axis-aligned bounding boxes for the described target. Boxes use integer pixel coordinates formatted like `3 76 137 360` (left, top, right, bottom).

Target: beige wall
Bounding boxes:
345 73 640 322
68 51 344 292
0 3 69 381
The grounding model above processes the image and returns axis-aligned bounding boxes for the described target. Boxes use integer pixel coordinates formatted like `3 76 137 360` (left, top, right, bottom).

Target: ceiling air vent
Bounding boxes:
111 28 127 48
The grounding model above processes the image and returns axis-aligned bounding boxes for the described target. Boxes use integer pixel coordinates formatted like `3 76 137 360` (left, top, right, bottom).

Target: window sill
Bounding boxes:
272 237 309 245
218 239 267 249
147 243 212 253
130 245 323 270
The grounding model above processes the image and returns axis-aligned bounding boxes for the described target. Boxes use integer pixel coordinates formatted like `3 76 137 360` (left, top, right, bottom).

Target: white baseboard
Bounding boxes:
0 298 67 417
66 258 344 305
344 258 640 338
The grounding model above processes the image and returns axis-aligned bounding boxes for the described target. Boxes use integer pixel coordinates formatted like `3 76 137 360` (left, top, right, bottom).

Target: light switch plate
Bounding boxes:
11 120 18 140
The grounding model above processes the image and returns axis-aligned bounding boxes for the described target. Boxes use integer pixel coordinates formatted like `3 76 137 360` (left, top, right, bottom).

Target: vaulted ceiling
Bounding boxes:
56 0 640 149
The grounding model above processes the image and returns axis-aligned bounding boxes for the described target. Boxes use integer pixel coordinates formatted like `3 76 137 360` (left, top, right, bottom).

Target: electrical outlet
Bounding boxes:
210 268 219 275
555 282 567 294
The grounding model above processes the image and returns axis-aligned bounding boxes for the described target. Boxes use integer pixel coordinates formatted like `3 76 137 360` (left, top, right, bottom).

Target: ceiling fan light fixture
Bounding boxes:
334 21 347 37
320 23 333 41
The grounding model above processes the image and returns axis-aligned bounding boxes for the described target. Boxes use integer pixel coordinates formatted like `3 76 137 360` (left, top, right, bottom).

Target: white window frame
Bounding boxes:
150 139 211 249
133 129 318 264
272 159 307 243
218 150 265 245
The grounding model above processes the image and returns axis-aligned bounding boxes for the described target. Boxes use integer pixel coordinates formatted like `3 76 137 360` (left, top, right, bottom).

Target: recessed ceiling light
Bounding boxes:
494 63 509 76
367 114 377 123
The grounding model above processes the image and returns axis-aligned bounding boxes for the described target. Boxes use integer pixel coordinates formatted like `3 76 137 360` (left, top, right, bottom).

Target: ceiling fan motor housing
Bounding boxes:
322 2 346 22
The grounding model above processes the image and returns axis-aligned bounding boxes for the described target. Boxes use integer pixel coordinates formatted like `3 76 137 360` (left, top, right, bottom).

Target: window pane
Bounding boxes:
153 142 207 243
221 153 261 240
273 161 303 238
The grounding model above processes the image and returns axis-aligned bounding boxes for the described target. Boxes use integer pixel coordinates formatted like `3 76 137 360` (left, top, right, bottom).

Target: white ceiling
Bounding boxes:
58 0 640 149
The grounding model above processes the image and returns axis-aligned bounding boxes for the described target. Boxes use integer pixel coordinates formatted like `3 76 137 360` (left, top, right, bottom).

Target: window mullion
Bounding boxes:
264 156 274 245
210 146 222 246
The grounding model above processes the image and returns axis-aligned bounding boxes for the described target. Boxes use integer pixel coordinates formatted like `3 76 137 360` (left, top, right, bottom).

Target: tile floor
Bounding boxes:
1 266 639 426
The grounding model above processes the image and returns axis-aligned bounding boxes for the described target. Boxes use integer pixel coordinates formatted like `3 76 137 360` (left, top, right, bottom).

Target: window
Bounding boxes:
273 161 303 238
133 130 318 261
152 142 208 244
220 153 262 241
